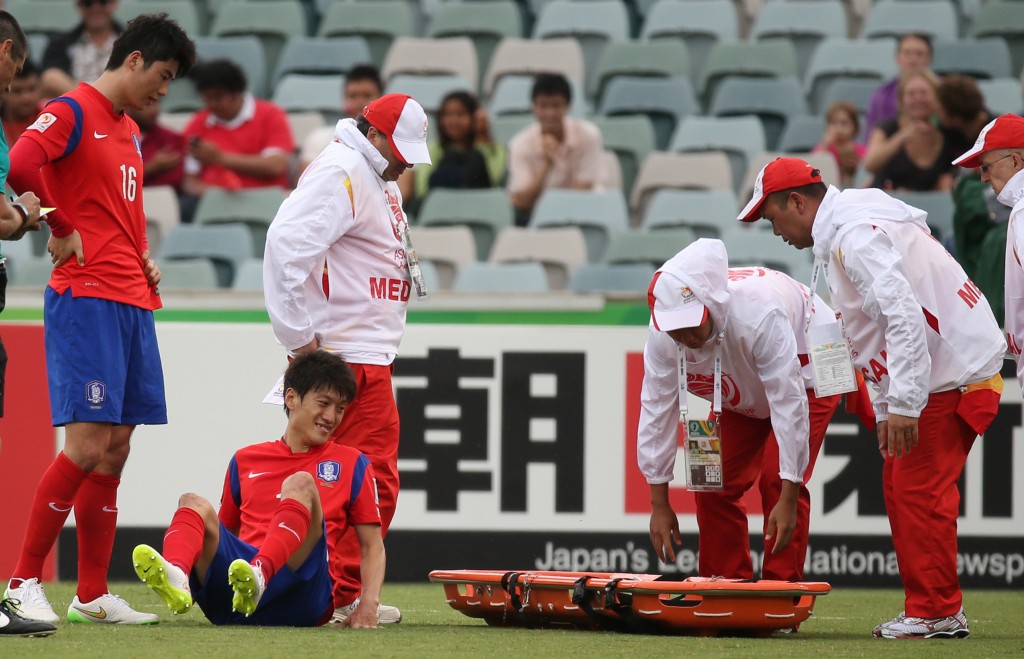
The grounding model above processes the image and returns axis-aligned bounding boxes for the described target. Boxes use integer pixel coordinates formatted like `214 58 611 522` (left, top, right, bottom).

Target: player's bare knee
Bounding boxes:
280 472 316 509
178 492 217 522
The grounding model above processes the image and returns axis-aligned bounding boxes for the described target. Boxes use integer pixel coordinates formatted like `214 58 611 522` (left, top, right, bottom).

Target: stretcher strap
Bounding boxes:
499 571 533 627
571 576 633 633
602 578 658 635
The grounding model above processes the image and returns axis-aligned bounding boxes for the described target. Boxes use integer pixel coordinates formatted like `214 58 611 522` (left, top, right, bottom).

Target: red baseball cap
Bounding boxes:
362 94 432 166
952 114 1024 169
737 157 823 222
647 270 709 331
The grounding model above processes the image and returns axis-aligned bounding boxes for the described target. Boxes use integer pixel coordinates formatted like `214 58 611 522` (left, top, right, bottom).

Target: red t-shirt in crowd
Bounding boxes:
140 123 185 191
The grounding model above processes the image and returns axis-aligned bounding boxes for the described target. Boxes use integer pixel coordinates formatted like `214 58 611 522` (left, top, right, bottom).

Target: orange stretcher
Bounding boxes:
429 569 831 636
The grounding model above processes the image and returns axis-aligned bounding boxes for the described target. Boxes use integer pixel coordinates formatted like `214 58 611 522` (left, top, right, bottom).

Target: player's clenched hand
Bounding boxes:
13 191 42 231
341 602 381 629
649 504 681 564
48 229 85 266
886 413 918 458
141 250 161 286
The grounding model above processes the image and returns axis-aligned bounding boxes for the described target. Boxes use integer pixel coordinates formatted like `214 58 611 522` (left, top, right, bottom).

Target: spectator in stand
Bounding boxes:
127 97 184 193
296 64 382 179
813 101 865 188
182 59 294 202
507 73 606 226
397 90 506 212
864 34 933 142
40 0 123 98
1 59 44 145
864 70 955 192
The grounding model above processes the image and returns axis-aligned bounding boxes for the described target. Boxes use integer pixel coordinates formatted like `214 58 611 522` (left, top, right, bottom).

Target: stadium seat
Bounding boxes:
210 0 306 96
777 114 826 154
817 77 879 119
381 37 479 95
532 0 629 93
418 188 515 260
159 224 254 288
598 76 699 151
8 0 79 38
592 115 657 202
708 77 808 152
890 190 956 242
410 225 478 290
750 1 846 79
231 258 265 291
162 78 203 113
489 226 588 289
428 1 524 90
972 2 1024 77
862 1 959 42
194 36 267 98
933 38 1013 80
317 1 415 68
567 262 657 294
157 258 221 290
272 74 346 119
804 38 898 113
193 187 287 256
603 228 699 268
722 229 812 277
272 36 372 84
26 33 48 68
640 0 738 87
490 115 534 145
670 116 766 195
158 111 196 134
530 189 630 261
588 40 690 103
977 78 1024 116
490 75 588 118
286 112 328 149
483 37 585 97
699 41 798 109
642 189 739 237
631 152 734 220
117 0 203 37
603 149 623 191
142 185 181 257
385 74 473 114
452 261 549 292
7 256 54 289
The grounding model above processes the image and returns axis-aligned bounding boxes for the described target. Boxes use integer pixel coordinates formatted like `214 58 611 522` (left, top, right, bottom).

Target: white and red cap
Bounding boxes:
647 270 708 331
737 157 823 222
362 94 432 166
952 113 1024 169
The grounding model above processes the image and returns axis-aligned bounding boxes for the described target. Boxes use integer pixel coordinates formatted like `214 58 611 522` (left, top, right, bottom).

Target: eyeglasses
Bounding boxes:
980 153 1014 174
78 0 111 7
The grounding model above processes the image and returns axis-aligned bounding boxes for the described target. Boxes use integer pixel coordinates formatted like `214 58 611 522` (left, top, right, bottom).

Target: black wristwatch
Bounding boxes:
11 202 29 229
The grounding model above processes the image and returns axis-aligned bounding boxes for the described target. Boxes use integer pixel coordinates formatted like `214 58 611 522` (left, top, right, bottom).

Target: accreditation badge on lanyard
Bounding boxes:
805 258 856 397
679 335 724 492
385 186 429 301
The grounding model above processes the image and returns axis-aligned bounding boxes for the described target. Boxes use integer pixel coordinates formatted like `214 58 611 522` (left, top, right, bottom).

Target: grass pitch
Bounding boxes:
6 582 1023 658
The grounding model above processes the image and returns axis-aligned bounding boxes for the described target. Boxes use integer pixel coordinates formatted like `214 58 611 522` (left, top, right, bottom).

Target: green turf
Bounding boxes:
6 583 1023 657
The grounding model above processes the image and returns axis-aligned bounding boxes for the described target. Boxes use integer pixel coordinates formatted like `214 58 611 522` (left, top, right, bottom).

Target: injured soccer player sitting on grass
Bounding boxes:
132 351 387 628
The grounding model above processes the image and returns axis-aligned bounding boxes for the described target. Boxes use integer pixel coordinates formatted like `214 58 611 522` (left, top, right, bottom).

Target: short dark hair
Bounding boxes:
192 58 247 94
282 351 357 416
531 73 571 104
767 182 828 209
897 33 933 58
345 63 382 93
355 114 372 136
0 11 28 63
825 101 859 136
106 13 196 77
437 90 480 148
937 74 984 123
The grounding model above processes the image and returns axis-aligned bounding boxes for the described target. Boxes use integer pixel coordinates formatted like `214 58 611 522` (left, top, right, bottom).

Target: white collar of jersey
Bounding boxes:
334 118 391 180
205 92 256 129
997 167 1024 208
812 185 930 260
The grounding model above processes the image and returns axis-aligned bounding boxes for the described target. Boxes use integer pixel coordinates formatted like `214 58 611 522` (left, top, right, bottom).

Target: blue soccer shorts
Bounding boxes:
191 523 333 627
44 287 167 426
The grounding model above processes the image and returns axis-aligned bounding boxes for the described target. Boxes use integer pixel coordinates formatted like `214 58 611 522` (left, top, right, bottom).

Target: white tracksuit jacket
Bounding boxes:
999 169 1024 383
264 119 411 364
638 238 833 486
810 186 1006 420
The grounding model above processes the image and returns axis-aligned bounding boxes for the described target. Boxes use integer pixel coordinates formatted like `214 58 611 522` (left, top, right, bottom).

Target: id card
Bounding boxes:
807 322 857 397
684 419 723 491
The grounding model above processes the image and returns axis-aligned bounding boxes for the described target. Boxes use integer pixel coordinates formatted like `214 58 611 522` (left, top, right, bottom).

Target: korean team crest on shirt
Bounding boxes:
317 460 341 483
132 132 142 159
28 113 57 133
85 380 107 407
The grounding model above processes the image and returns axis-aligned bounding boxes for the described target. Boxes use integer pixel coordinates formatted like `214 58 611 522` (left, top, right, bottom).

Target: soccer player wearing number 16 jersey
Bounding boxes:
3 15 196 626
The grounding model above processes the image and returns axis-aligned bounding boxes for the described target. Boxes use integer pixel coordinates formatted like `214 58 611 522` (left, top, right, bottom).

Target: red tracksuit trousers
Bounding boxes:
695 390 841 581
329 363 400 607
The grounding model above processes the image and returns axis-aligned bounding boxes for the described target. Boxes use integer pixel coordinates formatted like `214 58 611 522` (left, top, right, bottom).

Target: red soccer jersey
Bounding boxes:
183 98 294 190
219 439 381 603
19 83 159 310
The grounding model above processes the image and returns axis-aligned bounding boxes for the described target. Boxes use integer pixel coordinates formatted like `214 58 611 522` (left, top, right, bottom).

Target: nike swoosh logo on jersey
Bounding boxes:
75 606 107 619
248 471 270 479
102 506 118 513
49 502 72 512
93 131 108 139
278 522 302 542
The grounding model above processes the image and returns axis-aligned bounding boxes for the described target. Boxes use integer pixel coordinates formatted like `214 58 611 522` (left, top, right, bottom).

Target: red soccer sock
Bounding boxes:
162 507 207 575
11 452 89 581
75 472 120 602
252 498 311 582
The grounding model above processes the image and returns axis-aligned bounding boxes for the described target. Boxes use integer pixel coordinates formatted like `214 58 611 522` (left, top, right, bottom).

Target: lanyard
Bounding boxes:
677 332 724 422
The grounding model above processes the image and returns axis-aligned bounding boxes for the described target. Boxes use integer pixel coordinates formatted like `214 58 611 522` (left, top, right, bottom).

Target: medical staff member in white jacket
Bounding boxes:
739 157 1005 640
952 114 1024 383
263 94 432 625
639 238 853 585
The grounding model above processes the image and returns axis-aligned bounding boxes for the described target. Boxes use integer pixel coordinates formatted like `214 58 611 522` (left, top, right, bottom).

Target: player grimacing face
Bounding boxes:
284 386 348 450
126 54 180 111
